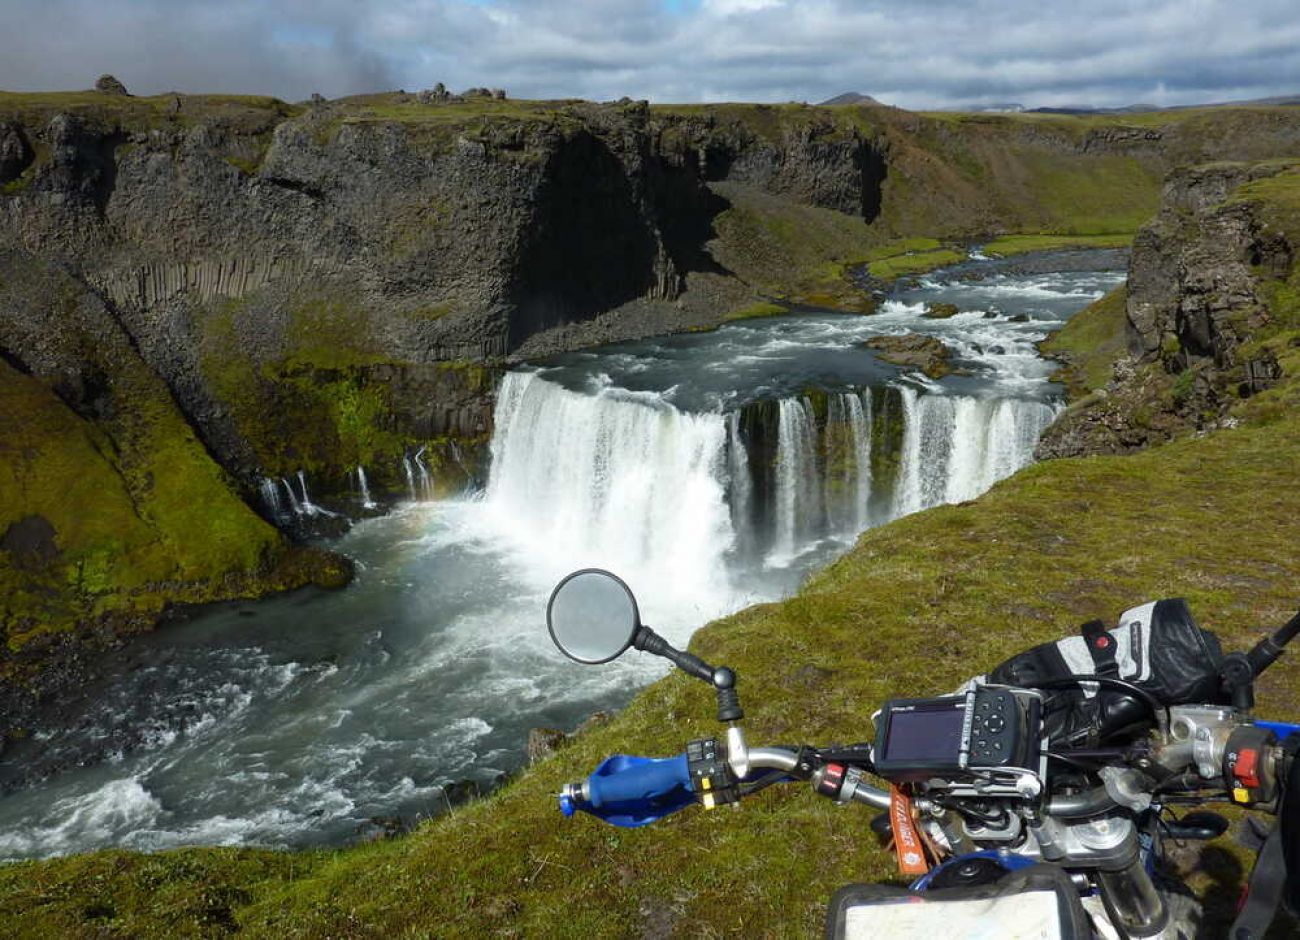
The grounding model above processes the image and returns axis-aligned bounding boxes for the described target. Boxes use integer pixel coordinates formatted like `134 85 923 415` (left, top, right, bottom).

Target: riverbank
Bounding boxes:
0 254 1115 857
3 393 1297 937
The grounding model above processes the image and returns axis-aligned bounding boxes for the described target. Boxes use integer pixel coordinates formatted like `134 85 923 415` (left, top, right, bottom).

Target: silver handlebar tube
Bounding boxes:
746 747 892 810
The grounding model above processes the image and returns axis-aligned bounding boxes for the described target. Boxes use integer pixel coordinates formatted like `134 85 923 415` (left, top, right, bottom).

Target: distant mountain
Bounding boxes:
971 102 1026 113
819 92 883 106
1027 95 1300 115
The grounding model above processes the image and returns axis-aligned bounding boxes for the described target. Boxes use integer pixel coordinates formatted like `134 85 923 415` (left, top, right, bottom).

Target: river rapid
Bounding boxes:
0 252 1124 860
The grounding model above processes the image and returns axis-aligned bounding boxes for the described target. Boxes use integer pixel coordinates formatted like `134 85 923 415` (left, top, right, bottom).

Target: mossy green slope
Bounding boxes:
0 260 345 670
1040 285 1130 398
4 370 1299 937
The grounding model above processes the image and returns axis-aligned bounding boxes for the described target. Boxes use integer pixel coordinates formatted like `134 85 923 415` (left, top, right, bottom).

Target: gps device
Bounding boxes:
874 688 1041 783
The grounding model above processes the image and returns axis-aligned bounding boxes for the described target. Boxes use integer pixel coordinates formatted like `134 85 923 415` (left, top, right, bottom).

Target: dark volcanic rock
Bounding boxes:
1038 160 1298 460
863 333 954 378
0 124 34 183
94 74 130 96
923 301 960 319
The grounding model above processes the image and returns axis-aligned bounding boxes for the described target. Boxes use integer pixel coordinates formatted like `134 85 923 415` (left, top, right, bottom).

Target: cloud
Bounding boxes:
1 0 1297 110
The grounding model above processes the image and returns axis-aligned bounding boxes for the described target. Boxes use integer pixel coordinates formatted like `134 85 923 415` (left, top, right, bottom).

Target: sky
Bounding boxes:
3 0 1300 111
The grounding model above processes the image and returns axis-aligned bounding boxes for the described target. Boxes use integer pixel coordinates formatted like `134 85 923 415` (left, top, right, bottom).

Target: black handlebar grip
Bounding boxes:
1247 610 1300 678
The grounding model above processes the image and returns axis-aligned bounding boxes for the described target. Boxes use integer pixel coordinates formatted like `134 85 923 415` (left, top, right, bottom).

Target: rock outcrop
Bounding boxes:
1038 160 1300 458
864 333 954 378
6 90 1300 698
94 74 130 96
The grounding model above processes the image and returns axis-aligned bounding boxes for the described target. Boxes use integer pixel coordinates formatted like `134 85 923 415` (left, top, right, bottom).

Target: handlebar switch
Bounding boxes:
1225 725 1279 806
687 738 738 810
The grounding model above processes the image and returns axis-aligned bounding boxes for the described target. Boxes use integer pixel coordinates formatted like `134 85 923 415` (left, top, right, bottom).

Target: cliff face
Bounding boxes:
1038 159 1300 458
5 89 1300 697
0 96 892 495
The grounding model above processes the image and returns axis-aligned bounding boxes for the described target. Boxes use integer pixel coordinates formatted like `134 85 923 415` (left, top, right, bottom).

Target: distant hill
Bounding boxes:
819 92 883 106
922 93 1300 116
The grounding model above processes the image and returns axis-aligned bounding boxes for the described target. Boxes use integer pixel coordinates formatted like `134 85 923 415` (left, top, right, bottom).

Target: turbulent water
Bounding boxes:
0 254 1123 860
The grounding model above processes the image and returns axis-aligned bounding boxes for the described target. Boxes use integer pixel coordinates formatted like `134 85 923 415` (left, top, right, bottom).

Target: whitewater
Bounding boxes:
0 256 1124 860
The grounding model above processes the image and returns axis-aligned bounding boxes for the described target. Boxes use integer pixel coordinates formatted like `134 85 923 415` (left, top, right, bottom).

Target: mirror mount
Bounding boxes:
633 625 744 725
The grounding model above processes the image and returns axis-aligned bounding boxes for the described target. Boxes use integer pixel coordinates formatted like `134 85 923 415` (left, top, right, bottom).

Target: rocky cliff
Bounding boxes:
5 87 1300 704
1038 158 1300 457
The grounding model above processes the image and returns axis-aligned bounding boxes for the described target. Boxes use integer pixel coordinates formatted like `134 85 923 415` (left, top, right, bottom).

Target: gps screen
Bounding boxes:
882 703 965 763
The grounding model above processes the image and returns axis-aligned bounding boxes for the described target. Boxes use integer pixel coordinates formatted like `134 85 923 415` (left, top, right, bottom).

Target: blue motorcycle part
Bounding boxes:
1253 719 1300 741
560 753 694 828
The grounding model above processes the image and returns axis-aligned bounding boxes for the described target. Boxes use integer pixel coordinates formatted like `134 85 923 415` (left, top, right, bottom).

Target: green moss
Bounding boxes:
0 91 301 135
407 301 454 321
708 183 876 309
9 391 1300 935
982 233 1134 256
1170 368 1197 405
223 154 262 177
867 247 965 280
1040 286 1129 398
0 351 288 656
1018 152 1162 235
721 301 787 322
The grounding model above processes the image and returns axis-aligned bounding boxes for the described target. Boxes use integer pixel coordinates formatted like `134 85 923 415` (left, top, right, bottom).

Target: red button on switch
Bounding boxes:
1235 748 1260 789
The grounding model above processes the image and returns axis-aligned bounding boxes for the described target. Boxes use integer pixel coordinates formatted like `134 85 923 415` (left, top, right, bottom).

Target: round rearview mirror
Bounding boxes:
547 569 641 665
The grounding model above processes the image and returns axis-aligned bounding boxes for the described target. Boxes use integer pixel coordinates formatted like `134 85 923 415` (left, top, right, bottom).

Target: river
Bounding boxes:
0 252 1124 859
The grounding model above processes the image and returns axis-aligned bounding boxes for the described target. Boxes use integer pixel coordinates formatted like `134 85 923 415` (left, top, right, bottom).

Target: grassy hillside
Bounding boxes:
1040 285 1131 398
0 260 349 678
5 96 1300 937
4 351 1299 937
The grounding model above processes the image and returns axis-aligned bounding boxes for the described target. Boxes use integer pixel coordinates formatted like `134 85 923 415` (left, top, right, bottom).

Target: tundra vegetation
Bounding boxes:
2 87 1300 936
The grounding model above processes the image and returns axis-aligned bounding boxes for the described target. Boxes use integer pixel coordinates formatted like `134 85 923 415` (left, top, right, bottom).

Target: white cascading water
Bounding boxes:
259 478 286 520
356 466 376 509
486 370 1057 587
770 397 820 565
894 387 1059 512
484 372 735 616
280 477 303 514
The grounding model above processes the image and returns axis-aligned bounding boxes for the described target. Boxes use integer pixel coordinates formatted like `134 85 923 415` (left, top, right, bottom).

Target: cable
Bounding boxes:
1047 750 1106 771
1022 676 1171 730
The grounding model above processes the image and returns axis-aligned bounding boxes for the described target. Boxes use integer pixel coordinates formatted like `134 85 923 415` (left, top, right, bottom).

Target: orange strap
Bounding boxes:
889 785 931 876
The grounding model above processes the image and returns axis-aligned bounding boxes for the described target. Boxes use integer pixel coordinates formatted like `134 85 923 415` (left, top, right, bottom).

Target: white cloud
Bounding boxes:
0 0 1297 110
703 0 785 15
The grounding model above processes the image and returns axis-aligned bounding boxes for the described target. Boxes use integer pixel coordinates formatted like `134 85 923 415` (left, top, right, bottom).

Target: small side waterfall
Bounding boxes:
281 477 303 515
488 372 1057 579
260 471 341 520
401 450 435 502
357 466 377 509
259 477 287 520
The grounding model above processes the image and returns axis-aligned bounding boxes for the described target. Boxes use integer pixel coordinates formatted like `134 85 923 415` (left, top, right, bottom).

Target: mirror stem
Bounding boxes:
633 626 714 683
633 627 745 725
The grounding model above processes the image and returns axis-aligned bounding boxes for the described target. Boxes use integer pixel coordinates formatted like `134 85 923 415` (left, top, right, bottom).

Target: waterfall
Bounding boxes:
259 477 288 521
357 466 376 509
281 477 303 515
824 391 873 537
296 471 317 514
894 391 1058 514
486 371 1057 589
269 471 340 518
402 456 417 502
770 398 820 565
413 448 433 500
485 372 734 608
726 411 753 559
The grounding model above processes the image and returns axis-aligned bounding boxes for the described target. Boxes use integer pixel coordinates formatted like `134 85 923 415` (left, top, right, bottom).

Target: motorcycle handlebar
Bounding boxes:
1247 609 1300 678
559 752 696 828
